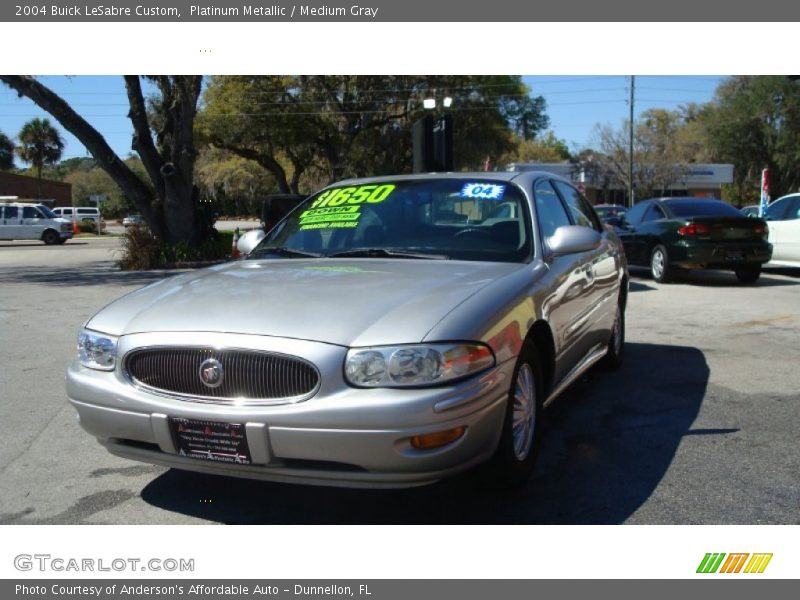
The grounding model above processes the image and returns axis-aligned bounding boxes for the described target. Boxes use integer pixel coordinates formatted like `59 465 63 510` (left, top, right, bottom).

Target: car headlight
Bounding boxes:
345 343 495 388
78 329 118 371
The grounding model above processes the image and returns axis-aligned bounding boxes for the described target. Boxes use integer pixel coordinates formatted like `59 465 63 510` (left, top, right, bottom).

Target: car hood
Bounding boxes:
87 258 525 346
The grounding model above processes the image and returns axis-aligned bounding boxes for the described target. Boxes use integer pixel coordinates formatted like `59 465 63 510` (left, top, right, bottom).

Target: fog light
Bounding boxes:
410 426 466 450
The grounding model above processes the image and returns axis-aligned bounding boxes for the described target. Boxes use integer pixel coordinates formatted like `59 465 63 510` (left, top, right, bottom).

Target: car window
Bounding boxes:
253 178 532 263
552 181 601 231
533 179 572 239
23 206 39 219
783 197 800 220
624 201 648 224
643 204 666 222
765 199 787 220
36 205 56 218
62 208 73 215
664 199 743 218
2 206 19 219
77 208 97 215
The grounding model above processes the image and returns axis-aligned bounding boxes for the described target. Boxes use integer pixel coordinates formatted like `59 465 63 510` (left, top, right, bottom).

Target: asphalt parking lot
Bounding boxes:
0 238 798 524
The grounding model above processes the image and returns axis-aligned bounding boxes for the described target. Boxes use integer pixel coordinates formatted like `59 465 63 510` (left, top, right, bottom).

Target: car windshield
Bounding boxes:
250 178 531 262
37 205 57 218
663 199 743 218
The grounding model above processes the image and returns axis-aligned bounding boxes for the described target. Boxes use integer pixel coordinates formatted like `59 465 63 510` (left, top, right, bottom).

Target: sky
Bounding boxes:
0 75 725 166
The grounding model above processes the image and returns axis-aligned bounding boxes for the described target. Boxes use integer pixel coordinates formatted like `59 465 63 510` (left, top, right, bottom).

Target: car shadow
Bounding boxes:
628 266 800 287
0 242 90 248
140 341 709 524
0 261 178 287
629 281 656 293
762 266 800 279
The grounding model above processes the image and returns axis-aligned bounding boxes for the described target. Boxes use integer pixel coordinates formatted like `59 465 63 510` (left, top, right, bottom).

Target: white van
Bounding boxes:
0 202 73 244
52 206 105 229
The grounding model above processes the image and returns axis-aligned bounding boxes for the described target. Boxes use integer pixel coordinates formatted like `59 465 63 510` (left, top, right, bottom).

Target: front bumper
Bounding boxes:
66 333 512 488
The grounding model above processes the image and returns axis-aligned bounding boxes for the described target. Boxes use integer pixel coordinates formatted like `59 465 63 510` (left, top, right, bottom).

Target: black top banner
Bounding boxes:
4 0 800 21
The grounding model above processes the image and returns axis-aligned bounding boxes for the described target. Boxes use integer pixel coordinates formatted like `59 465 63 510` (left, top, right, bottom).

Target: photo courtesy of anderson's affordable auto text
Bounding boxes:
1 0 799 595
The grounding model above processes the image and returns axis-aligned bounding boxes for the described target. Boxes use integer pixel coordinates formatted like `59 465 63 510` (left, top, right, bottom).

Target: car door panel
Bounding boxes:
550 181 618 372
769 197 800 264
1 206 22 239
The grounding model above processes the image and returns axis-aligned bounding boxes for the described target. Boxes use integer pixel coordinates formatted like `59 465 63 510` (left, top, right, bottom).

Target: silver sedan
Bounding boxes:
67 171 628 488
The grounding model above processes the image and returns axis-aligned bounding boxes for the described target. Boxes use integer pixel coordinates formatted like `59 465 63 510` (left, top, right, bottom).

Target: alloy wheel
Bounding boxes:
512 363 536 461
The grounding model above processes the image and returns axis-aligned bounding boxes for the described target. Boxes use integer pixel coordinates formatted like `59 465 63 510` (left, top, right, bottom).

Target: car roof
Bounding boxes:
333 170 570 187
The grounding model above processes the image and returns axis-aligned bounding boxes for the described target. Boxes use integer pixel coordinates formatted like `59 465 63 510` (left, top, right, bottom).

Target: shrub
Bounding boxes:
78 221 97 234
118 226 235 270
117 224 159 270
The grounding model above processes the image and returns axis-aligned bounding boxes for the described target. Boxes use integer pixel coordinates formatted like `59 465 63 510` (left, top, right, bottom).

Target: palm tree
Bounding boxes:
16 118 64 198
0 130 14 171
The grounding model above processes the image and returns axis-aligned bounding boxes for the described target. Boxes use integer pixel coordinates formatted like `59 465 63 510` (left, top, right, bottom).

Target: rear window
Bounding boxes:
663 200 742 218
77 208 98 215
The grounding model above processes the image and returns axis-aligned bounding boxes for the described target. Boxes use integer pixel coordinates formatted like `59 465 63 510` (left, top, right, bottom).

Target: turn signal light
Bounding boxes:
677 223 710 236
410 426 467 450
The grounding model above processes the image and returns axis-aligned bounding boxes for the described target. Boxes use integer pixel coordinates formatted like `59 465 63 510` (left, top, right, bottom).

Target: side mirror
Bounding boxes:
547 225 602 256
237 229 266 256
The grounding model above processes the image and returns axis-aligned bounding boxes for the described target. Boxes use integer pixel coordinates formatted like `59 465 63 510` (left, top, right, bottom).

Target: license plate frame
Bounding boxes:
170 418 251 465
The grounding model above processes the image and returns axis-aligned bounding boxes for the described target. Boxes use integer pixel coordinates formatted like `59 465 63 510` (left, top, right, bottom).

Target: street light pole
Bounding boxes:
628 75 635 208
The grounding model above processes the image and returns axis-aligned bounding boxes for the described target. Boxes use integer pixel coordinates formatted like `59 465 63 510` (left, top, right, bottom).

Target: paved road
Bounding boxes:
1 238 798 524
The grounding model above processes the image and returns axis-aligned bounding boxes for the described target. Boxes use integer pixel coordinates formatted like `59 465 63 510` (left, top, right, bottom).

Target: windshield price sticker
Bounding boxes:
460 183 506 201
311 184 396 208
301 184 396 231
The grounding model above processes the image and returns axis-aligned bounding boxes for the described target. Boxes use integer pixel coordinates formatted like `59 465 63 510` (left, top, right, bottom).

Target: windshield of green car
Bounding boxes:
250 178 532 262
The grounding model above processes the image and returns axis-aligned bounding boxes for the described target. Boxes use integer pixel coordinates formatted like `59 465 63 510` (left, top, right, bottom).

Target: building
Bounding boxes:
0 172 72 207
505 162 734 205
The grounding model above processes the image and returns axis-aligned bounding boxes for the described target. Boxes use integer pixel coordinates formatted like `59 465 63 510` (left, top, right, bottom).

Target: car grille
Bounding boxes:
124 347 319 405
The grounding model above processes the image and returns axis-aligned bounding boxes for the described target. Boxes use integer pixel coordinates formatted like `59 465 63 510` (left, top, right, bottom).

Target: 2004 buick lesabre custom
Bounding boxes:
67 171 628 488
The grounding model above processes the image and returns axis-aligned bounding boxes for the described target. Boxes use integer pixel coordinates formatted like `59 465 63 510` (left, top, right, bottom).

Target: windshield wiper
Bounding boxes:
326 248 450 260
250 246 324 259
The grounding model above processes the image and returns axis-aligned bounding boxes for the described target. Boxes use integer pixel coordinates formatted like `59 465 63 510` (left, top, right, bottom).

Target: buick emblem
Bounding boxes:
199 358 224 388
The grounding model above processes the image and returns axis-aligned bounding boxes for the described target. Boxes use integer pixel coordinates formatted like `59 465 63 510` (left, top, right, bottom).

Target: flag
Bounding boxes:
759 169 770 217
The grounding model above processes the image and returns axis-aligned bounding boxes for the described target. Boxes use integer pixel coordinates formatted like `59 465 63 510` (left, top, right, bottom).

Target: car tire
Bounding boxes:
42 230 60 245
735 265 761 284
650 244 673 283
601 300 625 371
492 342 544 487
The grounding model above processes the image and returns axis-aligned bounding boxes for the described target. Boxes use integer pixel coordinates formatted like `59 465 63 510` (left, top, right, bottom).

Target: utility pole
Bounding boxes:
628 75 635 208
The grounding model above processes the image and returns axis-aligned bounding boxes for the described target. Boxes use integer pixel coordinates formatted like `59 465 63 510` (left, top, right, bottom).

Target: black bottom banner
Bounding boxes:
4 580 795 600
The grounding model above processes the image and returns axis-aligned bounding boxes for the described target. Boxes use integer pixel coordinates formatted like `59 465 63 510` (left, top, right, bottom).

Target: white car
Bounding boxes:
765 194 800 267
0 202 73 244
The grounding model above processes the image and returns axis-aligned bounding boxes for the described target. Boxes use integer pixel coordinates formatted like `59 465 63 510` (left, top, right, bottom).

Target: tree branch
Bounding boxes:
0 75 159 230
124 75 165 200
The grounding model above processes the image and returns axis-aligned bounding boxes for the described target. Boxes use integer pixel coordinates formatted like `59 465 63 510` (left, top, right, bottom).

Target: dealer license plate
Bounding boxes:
725 249 745 262
170 418 251 465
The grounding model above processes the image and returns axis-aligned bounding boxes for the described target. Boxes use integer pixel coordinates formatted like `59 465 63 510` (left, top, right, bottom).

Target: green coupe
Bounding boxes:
616 197 772 284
